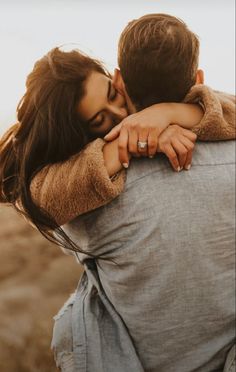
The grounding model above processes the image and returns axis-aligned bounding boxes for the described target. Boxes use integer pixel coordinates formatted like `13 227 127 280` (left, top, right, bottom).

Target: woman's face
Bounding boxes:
77 71 128 137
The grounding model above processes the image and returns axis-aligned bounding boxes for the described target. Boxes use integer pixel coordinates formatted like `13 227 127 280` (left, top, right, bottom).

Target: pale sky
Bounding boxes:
0 0 235 135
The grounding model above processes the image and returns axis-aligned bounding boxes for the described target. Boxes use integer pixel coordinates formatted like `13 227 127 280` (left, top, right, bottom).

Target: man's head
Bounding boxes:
115 13 203 111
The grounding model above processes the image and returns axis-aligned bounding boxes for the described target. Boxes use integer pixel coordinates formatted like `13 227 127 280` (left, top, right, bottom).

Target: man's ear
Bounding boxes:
112 68 126 96
196 69 204 84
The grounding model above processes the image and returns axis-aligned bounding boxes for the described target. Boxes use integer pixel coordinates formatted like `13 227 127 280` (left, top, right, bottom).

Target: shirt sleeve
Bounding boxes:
30 138 126 226
184 84 235 140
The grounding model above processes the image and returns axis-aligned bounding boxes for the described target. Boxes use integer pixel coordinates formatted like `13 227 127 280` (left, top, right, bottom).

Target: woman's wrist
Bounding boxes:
103 139 124 177
167 103 204 129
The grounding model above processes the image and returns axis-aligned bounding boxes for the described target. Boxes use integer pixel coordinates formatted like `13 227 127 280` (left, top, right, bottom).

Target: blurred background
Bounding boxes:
0 205 83 371
0 0 235 371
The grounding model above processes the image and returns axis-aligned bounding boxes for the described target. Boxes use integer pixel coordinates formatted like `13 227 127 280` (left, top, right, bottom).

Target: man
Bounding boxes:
53 14 235 371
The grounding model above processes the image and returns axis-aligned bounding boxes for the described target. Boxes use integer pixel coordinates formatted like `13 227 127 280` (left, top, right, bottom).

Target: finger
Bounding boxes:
118 127 130 167
138 128 149 156
128 128 139 155
177 128 197 142
147 129 158 157
171 139 188 169
104 123 122 141
184 149 193 170
177 136 195 170
163 144 180 171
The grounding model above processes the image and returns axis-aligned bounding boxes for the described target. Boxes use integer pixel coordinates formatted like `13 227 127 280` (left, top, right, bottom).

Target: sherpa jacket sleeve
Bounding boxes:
184 84 235 140
30 138 126 226
30 85 235 226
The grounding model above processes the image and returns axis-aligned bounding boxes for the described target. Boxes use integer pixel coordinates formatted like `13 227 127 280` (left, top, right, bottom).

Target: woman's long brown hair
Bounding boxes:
0 47 109 257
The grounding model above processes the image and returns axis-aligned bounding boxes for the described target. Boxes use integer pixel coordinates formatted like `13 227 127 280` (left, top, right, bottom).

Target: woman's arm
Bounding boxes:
30 86 235 226
30 138 125 226
184 84 235 140
102 138 124 176
103 102 203 168
30 125 194 226
104 85 235 166
30 101 199 226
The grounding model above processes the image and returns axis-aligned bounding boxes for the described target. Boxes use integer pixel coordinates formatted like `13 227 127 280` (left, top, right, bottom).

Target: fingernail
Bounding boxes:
177 167 181 172
186 164 191 170
123 163 129 168
149 155 154 159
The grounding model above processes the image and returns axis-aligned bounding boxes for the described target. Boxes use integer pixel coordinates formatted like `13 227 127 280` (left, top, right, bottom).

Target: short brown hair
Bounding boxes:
118 13 200 110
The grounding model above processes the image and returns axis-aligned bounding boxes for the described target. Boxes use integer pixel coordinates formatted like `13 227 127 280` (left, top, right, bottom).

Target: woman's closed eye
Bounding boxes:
91 113 104 128
90 86 118 129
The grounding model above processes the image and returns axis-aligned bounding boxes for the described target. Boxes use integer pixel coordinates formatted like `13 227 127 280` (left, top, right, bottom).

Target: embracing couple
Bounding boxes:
0 13 235 372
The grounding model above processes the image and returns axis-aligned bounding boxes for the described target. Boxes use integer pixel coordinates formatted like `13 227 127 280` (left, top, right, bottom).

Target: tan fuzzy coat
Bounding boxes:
30 85 235 226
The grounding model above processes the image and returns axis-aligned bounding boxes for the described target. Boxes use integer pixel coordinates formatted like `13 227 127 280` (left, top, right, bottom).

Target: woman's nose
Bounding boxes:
109 105 127 120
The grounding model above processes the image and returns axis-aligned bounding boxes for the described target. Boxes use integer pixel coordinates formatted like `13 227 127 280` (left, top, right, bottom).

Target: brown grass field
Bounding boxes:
0 205 83 372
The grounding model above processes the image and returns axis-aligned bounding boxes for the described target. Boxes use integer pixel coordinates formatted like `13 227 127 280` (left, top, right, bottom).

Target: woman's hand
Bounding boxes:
104 104 173 166
157 125 197 171
104 102 202 168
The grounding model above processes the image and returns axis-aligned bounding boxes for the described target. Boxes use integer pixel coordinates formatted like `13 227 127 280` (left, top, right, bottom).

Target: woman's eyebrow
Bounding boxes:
88 80 111 123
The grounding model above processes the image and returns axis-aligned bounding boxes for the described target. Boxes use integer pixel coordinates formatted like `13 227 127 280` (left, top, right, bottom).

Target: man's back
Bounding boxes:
66 141 235 372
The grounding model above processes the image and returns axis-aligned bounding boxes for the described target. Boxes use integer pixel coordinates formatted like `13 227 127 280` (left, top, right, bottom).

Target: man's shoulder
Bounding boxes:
191 140 235 166
126 140 235 186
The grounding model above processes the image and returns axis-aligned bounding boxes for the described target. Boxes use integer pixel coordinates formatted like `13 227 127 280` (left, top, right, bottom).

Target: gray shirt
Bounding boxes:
63 141 235 372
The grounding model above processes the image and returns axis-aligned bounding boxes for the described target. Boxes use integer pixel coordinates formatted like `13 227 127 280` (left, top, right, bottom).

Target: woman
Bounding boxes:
0 47 234 258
